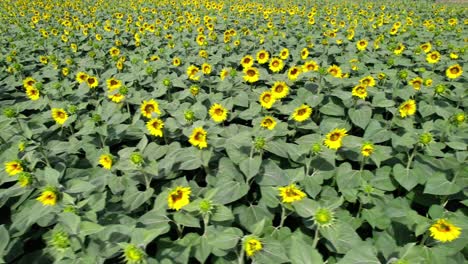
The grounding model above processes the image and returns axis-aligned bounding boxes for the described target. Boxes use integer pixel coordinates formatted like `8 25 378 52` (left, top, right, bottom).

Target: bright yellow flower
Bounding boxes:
302 60 319 72
409 77 423 90
220 68 230 80
86 76 99 88
51 108 68 125
106 78 122 91
99 154 113 170
240 55 254 68
270 81 289 99
394 43 405 55
209 103 228 123
189 127 208 149
187 65 201 81
359 76 376 87
292 104 312 122
244 237 263 257
446 64 463 79
109 47 120 57
426 51 441 64
173 57 181 66
279 48 289 60
269 57 284 73
260 116 277 130
420 42 432 53
5 161 23 176
352 84 367 99
327 65 342 78
324 128 348 150
108 93 125 103
23 77 36 89
361 142 374 157
167 186 191 211
259 91 276 109
429 219 462 243
243 67 259 83
399 99 417 118
26 86 40 101
202 63 212 75
146 118 164 137
300 48 309 60
141 99 161 118
287 66 302 81
356 39 368 51
76 72 88 83
278 184 306 203
36 187 58 206
256 50 269 64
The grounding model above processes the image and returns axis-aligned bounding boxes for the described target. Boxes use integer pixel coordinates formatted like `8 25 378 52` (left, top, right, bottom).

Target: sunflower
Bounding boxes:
51 108 68 125
352 84 367 99
287 66 302 81
279 48 289 60
314 208 335 227
209 103 228 123
426 51 441 64
420 42 432 53
99 154 113 170
76 72 88 83
36 186 58 206
356 39 368 51
4 161 23 176
140 99 161 118
189 127 208 149
260 116 277 130
201 63 212 75
244 237 263 257
394 43 405 55
26 87 40 101
269 57 284 73
359 76 376 87
361 142 374 157
108 93 125 103
302 60 319 72
270 81 289 99
167 186 191 211
324 128 348 150
109 47 120 57
256 50 269 64
278 184 306 203
86 76 99 88
327 65 342 78
187 65 200 81
243 67 259 83
240 55 254 68
446 64 463 79
23 77 36 89
292 104 312 122
399 99 417 118
106 78 122 91
146 118 164 137
300 48 309 60
173 57 181 66
18 172 33 187
220 68 230 80
429 219 462 243
259 91 276 109
409 77 423 90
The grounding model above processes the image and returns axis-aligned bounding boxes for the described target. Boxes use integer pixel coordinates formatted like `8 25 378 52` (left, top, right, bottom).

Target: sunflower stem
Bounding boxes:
39 146 51 168
406 145 418 170
312 226 320 248
419 232 429 246
278 205 287 228
237 243 245 264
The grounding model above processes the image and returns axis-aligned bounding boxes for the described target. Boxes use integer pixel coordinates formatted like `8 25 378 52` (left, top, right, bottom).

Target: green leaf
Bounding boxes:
211 205 234 222
257 160 290 186
211 180 249 205
348 106 372 129
173 211 201 228
320 221 362 254
79 221 105 237
336 243 380 264
289 232 323 264
393 164 419 191
239 155 262 182
194 236 212 263
423 173 461 195
0 225 9 257
123 188 154 211
319 101 345 116
292 198 319 218
206 227 242 250
59 212 81 235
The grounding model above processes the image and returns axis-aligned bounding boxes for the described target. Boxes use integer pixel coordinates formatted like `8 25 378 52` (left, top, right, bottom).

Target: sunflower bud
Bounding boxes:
199 199 213 214
145 67 153 75
435 84 446 94
311 143 322 154
229 69 237 77
398 70 408 80
63 205 77 214
92 114 102 123
119 86 128 95
254 137 265 150
453 113 466 125
163 78 172 87
130 152 144 166
17 172 33 187
123 244 145 264
190 85 199 96
68 105 77 114
314 208 334 227
184 110 195 122
3 107 17 118
419 132 432 145
49 231 70 251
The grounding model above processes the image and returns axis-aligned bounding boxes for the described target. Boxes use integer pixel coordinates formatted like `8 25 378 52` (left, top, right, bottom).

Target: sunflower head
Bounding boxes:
278 184 306 203
244 237 263 257
292 104 312 122
167 186 191 210
314 208 335 227
260 116 277 130
429 219 462 243
209 103 228 123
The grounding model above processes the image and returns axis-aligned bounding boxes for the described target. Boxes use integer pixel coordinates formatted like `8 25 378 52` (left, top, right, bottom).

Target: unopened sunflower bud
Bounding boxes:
184 110 194 122
130 152 144 165
311 143 322 154
92 114 102 123
435 84 446 94
50 231 70 250
419 132 432 145
163 78 171 87
199 199 213 214
190 85 199 96
3 108 16 118
254 137 265 150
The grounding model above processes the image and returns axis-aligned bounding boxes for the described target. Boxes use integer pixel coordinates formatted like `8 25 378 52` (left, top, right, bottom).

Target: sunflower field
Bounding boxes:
0 0 467 263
